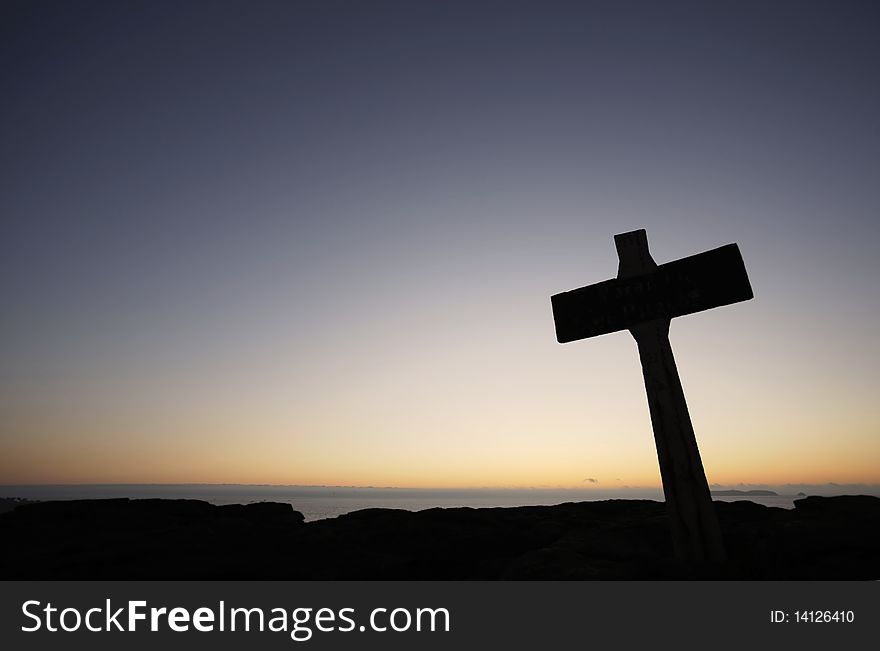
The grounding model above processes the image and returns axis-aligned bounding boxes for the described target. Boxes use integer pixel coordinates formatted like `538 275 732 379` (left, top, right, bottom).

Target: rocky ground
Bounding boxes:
1 495 877 579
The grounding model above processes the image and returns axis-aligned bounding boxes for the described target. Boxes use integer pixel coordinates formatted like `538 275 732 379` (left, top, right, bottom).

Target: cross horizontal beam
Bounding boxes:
551 243 753 343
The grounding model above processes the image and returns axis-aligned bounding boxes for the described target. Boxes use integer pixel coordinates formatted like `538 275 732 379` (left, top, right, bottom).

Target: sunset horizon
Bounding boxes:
3 1 880 604
3 1 879 503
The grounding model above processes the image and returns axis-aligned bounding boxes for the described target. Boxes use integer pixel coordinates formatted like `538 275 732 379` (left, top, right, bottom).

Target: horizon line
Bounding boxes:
1 481 878 491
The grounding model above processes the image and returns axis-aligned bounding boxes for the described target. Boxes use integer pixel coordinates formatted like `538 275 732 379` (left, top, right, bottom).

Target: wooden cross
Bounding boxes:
551 229 753 563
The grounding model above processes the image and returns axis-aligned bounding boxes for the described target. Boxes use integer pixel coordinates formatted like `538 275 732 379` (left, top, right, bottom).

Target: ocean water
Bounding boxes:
0 484 812 521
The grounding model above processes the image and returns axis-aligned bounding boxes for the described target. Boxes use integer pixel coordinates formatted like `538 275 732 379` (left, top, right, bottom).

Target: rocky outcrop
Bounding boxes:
0 496 877 580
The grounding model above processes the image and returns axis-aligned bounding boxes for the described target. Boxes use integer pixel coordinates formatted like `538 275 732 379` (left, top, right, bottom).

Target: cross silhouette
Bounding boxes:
551 229 753 563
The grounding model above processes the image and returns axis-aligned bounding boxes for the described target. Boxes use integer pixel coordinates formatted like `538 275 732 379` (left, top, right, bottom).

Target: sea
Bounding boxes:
0 484 817 521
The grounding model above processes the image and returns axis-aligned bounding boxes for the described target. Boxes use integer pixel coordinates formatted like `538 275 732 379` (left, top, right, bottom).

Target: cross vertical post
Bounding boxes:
616 231 725 563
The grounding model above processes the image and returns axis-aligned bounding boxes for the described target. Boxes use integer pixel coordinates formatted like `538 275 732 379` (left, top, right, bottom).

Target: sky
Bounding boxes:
1 0 878 489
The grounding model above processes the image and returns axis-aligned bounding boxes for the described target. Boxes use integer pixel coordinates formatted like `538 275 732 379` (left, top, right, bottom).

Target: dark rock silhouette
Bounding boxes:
1 496 877 580
0 497 37 515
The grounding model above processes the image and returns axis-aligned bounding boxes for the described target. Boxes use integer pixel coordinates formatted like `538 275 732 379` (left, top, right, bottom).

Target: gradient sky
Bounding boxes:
2 0 878 488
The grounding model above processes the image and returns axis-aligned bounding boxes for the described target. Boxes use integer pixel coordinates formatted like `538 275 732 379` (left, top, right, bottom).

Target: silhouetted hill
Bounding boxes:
710 489 778 496
0 497 38 515
0 496 877 579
